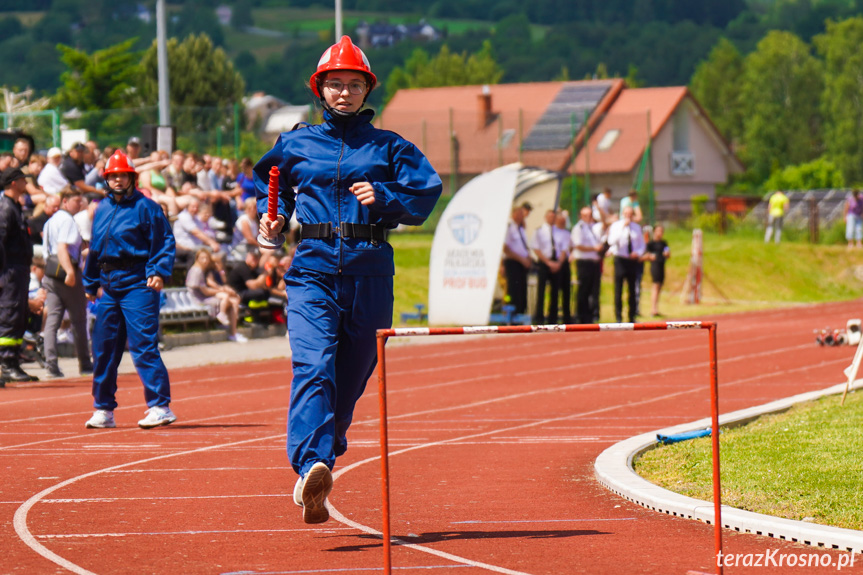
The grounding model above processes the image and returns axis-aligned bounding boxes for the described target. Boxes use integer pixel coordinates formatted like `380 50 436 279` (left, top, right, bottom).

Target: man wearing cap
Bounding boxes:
0 167 38 383
60 143 103 199
126 137 142 165
37 147 69 196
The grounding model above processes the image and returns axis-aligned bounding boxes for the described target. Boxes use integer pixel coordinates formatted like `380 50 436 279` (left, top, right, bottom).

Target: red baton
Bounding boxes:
267 166 279 221
257 165 286 250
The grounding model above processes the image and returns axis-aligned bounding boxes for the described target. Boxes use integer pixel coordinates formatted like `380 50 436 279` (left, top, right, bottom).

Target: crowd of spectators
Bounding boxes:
2 135 293 375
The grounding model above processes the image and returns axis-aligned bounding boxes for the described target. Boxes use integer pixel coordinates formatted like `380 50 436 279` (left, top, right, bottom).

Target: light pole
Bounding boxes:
157 0 170 126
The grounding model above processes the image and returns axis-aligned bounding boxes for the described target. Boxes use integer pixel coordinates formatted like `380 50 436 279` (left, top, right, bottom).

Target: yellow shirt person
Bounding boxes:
765 191 789 244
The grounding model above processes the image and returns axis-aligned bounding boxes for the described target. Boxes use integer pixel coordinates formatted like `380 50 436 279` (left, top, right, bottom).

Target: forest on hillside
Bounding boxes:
4 0 863 191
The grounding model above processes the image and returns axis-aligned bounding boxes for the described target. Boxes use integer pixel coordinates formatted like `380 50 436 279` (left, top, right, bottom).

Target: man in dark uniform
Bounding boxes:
0 167 38 384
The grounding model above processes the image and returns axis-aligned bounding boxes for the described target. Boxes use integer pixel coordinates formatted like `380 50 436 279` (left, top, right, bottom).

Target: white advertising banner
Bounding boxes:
428 164 521 326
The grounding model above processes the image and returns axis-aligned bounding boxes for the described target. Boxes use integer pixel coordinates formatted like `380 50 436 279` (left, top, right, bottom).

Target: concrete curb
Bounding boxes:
594 381 863 554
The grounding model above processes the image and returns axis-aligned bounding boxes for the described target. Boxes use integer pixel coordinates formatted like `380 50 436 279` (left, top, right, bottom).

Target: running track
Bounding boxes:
2 301 862 574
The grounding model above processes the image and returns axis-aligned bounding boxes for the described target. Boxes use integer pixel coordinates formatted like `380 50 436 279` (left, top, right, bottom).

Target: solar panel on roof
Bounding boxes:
521 82 612 151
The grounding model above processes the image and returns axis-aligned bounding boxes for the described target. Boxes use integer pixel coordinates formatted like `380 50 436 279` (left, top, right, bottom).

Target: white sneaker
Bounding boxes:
85 409 115 429
216 312 230 326
293 476 304 507
228 333 248 343
137 405 177 429
301 462 333 524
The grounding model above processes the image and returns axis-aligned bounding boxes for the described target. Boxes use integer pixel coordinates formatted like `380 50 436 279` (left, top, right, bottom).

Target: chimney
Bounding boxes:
478 85 492 129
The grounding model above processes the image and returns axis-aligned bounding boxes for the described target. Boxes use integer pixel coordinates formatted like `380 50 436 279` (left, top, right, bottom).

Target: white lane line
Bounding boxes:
1 367 286 404
39 527 352 539
325 351 843 573
12 336 842 574
0 406 287 451
0 383 292 424
450 518 637 524
221 566 472 574
42 494 287 503
13 432 285 575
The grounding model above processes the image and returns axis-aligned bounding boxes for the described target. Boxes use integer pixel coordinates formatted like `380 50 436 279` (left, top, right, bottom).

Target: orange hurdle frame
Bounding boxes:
375 321 722 575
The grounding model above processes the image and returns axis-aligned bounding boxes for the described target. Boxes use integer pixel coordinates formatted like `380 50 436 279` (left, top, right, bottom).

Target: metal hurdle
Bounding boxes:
375 321 723 575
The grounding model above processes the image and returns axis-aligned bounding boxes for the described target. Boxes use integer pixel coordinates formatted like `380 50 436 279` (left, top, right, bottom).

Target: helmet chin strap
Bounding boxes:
111 179 135 200
320 98 363 120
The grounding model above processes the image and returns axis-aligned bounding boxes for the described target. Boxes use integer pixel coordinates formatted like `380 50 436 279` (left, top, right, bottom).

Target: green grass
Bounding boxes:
635 391 863 530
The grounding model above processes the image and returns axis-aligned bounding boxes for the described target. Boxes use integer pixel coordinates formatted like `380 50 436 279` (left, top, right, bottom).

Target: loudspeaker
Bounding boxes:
140 124 158 155
140 125 176 155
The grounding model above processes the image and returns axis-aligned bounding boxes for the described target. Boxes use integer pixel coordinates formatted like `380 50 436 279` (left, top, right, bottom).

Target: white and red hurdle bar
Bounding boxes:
374 321 723 575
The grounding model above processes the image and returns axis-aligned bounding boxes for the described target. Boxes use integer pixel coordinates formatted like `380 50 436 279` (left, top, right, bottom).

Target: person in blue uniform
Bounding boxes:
255 36 442 524
82 150 177 430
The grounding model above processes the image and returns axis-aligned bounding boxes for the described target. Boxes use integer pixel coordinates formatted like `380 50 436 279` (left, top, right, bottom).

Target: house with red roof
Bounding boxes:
378 80 743 216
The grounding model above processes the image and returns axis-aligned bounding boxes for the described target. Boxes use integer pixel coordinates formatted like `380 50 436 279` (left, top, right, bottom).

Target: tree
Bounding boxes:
54 38 144 143
814 17 863 184
384 41 503 104
738 30 823 182
690 37 745 145
763 156 845 192
54 38 141 112
138 34 245 144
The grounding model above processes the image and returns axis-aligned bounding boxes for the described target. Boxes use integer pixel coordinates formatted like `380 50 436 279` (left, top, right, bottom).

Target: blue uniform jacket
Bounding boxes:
253 109 442 276
83 190 176 294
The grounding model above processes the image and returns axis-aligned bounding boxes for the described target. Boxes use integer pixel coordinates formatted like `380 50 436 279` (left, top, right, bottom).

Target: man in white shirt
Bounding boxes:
607 206 645 323
552 210 573 324
571 206 603 324
593 187 614 225
41 187 93 378
172 197 221 258
531 209 560 324
37 147 69 196
502 202 532 316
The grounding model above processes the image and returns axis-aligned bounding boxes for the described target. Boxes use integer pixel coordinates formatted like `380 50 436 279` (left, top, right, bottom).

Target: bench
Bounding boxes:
489 304 531 326
400 303 427 324
159 287 212 339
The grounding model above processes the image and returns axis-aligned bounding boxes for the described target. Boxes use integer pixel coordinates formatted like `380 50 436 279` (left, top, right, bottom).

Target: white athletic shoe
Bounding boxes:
85 409 115 429
293 476 304 507
301 462 333 524
137 405 177 429
228 333 248 343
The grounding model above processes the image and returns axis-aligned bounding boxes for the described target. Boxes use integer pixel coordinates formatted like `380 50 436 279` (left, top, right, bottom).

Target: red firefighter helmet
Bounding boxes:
309 36 377 98
103 150 136 176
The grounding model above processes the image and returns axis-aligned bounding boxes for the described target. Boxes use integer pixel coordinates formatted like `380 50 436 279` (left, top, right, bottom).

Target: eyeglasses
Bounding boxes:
322 80 367 95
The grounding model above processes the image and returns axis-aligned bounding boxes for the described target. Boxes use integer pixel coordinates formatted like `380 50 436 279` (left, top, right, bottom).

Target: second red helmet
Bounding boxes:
103 150 136 176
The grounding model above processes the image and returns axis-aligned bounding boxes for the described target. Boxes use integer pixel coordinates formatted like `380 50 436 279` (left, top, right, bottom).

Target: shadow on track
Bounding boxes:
329 529 610 552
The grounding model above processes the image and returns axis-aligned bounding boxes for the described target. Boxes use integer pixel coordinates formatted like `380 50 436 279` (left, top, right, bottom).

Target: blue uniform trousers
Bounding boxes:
91 280 171 411
285 267 393 477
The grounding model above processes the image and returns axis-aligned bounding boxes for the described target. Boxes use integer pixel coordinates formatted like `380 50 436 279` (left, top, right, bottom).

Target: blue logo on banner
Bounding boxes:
448 213 482 245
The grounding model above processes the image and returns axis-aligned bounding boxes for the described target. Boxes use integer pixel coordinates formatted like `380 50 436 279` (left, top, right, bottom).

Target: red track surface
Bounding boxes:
2 300 862 574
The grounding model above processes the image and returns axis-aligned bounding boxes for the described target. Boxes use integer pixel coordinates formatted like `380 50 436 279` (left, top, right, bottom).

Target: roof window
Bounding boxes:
597 129 620 151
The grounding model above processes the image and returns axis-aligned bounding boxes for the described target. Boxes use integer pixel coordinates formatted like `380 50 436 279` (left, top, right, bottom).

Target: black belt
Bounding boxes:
301 222 387 243
99 258 147 272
